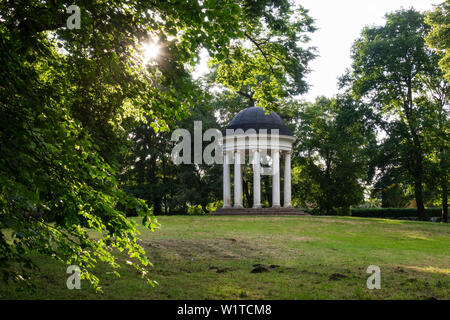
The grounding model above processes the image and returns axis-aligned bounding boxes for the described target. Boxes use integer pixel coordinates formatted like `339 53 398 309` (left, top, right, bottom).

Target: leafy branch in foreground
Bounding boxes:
1 0 315 290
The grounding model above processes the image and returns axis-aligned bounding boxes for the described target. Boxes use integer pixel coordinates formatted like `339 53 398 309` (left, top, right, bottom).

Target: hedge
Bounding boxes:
350 208 443 218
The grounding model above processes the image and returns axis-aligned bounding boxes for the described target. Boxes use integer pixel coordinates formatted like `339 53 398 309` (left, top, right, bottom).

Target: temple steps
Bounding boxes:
210 207 308 216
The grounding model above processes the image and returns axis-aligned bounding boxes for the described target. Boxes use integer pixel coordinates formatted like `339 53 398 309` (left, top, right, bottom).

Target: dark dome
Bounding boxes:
224 107 292 136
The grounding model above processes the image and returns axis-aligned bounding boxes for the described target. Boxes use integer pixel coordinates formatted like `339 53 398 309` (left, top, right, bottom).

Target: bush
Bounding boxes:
350 207 443 218
336 207 352 216
305 207 345 216
187 205 206 215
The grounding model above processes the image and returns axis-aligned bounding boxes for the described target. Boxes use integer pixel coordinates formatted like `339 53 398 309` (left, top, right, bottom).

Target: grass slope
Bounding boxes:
1 216 449 299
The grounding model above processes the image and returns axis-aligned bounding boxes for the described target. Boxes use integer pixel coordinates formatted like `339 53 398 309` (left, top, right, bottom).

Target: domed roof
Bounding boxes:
224 107 292 136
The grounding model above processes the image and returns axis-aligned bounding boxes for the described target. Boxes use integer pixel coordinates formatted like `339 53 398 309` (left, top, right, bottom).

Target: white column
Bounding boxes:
284 152 292 208
233 151 243 208
272 149 281 208
222 152 231 208
252 150 262 208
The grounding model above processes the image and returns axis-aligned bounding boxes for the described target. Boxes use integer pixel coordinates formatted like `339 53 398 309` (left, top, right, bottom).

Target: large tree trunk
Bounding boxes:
413 149 426 221
405 78 427 221
243 179 252 208
164 195 168 215
411 153 427 221
440 146 448 223
153 197 162 215
324 156 332 216
413 150 426 221
163 157 168 215
414 178 426 221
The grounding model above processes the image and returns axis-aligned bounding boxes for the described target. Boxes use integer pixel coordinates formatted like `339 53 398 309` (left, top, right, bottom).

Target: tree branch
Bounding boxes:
243 31 275 74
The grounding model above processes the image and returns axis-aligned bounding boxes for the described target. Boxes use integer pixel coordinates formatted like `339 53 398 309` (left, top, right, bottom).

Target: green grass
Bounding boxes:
1 216 449 299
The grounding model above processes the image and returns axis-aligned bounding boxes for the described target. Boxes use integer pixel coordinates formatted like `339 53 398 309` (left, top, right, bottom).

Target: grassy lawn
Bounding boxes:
1 216 449 300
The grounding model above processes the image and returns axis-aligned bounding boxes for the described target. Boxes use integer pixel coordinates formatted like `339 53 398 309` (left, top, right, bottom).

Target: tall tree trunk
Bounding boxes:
404 77 426 221
440 145 448 223
411 151 426 221
414 178 426 221
325 156 332 215
243 179 252 208
164 195 168 215
442 176 448 223
153 197 162 215
163 156 167 215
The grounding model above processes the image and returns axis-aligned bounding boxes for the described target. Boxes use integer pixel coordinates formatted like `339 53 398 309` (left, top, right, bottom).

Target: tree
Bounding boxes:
116 0 318 217
293 96 377 214
210 1 316 110
380 184 411 208
120 87 222 215
347 9 446 220
1 0 308 289
425 0 450 82
417 75 449 222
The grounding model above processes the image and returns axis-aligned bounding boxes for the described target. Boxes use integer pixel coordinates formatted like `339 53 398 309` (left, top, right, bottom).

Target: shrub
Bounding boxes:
187 205 206 215
350 207 443 218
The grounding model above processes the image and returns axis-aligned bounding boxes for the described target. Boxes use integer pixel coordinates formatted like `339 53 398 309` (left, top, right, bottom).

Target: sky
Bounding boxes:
194 0 438 102
298 0 438 102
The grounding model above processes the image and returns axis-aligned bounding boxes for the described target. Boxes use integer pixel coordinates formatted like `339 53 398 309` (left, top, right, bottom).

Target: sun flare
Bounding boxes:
143 41 160 64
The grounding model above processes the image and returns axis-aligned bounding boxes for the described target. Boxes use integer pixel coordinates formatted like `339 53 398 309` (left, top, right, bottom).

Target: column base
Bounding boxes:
253 204 262 209
222 205 232 209
283 204 292 208
233 204 244 209
272 204 281 208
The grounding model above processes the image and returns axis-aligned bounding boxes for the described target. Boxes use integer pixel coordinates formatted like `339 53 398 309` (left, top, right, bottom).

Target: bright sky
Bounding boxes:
298 0 438 102
194 0 438 102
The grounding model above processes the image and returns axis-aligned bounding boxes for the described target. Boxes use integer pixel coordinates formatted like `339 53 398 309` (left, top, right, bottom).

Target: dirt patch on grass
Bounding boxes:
260 235 314 242
329 273 348 281
251 265 269 273
313 218 371 226
209 266 231 273
145 238 274 261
